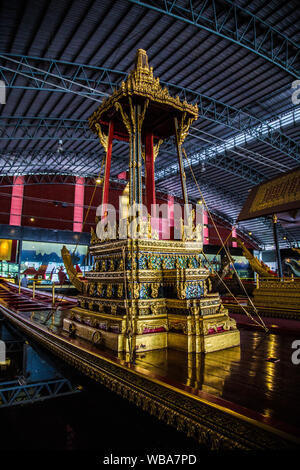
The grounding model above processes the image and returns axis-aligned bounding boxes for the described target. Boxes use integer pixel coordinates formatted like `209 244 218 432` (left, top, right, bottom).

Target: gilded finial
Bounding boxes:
135 49 149 70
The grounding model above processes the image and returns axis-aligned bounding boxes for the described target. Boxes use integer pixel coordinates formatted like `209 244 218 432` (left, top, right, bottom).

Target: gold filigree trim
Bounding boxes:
95 123 108 152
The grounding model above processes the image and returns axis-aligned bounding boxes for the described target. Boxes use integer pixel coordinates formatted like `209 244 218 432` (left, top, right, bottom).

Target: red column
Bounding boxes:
203 211 209 245
102 120 114 218
73 177 85 232
9 175 24 226
145 132 156 215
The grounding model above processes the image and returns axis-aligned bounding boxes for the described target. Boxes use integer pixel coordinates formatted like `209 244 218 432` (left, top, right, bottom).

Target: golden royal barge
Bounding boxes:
1 50 300 450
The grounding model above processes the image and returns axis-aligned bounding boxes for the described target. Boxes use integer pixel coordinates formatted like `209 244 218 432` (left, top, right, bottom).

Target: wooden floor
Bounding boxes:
25 307 300 437
134 328 300 433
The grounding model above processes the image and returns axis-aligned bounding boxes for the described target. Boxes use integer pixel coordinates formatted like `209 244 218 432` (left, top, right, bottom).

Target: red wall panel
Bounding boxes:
83 184 102 233
83 183 126 233
0 177 258 249
22 184 74 231
0 185 12 225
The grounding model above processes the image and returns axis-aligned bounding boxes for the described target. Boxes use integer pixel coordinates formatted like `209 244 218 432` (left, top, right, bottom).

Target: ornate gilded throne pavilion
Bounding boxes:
62 49 240 355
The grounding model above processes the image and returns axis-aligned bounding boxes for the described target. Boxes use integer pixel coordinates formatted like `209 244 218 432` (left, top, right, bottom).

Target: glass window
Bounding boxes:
201 254 221 273
20 241 90 283
230 255 253 279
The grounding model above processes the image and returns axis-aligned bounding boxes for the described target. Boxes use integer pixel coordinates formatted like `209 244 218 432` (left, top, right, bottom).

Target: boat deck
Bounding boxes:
0 281 76 312
0 280 299 449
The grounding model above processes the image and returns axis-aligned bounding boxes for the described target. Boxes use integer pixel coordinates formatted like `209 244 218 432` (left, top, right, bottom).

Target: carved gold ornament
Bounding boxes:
90 227 100 245
180 209 203 242
106 284 113 298
151 283 160 299
117 284 123 298
89 283 95 296
136 319 168 334
95 123 108 152
176 113 195 146
97 283 103 296
153 139 163 161
88 49 198 136
111 305 117 315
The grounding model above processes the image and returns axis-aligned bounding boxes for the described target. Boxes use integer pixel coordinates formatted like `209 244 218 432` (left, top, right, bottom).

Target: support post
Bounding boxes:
17 240 22 284
32 281 35 299
174 117 189 208
129 103 143 207
272 214 283 279
52 283 55 306
145 131 156 215
101 120 114 218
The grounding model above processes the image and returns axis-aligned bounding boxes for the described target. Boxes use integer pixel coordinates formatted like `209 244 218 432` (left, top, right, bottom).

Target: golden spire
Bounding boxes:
135 49 149 70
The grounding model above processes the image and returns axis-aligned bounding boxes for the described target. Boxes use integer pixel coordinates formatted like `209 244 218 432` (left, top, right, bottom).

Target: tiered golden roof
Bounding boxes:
89 49 198 135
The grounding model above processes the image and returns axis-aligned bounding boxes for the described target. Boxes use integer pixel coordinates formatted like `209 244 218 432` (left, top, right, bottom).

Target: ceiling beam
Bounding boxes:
156 144 265 185
0 116 95 141
0 115 272 184
0 149 126 176
127 0 300 78
1 54 299 163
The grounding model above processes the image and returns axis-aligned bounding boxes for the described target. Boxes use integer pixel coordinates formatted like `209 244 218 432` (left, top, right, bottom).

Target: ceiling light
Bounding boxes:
57 139 63 153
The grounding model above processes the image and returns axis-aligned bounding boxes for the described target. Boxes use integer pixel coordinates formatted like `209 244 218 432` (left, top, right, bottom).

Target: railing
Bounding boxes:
257 276 300 289
18 280 56 305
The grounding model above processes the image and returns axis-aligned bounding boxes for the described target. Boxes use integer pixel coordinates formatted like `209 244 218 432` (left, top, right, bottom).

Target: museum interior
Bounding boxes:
0 0 300 456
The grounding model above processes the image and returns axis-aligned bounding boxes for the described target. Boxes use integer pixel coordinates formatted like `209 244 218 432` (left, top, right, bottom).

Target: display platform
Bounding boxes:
0 280 299 450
